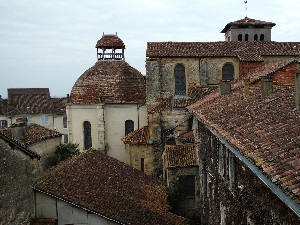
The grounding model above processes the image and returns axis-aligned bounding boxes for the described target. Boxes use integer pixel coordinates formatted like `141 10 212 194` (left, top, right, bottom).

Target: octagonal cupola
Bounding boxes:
96 33 125 60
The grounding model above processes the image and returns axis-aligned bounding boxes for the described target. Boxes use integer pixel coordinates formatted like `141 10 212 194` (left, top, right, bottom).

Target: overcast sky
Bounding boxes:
0 0 299 98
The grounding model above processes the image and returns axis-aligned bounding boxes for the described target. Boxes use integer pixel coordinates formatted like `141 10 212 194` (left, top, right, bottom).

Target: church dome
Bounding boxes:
70 60 146 104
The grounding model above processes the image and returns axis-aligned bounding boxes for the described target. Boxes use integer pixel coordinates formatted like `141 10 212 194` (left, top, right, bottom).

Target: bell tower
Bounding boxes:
95 33 125 60
221 17 276 42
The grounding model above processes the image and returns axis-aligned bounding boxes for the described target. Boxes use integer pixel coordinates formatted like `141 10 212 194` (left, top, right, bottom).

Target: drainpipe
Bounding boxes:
295 72 300 109
193 116 300 217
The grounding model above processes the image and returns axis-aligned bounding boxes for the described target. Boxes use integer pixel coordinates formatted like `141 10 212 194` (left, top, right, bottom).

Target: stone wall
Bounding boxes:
195 121 300 225
0 139 39 225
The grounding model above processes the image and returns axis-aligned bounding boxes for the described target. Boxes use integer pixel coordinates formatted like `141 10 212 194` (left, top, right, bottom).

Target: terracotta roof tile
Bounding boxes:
164 144 198 168
189 85 300 203
95 34 125 48
0 130 41 159
148 86 217 114
146 41 300 59
0 123 62 145
188 59 299 111
122 126 150 145
1 88 66 116
70 60 146 104
34 150 187 225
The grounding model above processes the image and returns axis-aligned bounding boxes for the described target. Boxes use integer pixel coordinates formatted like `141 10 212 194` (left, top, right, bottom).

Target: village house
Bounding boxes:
0 117 63 170
0 88 68 143
0 130 40 225
188 59 300 224
67 33 149 168
142 17 300 223
33 149 187 225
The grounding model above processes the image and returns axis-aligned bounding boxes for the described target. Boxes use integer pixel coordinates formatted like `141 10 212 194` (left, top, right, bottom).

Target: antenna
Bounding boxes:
244 0 248 17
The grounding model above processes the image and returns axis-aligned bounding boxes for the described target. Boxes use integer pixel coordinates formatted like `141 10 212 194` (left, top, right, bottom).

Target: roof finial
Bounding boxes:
244 0 248 17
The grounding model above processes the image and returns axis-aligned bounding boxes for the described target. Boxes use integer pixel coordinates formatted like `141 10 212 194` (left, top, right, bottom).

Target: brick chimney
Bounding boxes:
296 72 300 108
11 117 28 143
219 81 231 95
243 77 250 98
261 76 273 97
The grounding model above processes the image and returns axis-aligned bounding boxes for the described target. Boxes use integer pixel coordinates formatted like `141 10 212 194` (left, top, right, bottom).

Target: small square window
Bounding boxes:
0 120 7 128
40 115 49 125
27 116 32 124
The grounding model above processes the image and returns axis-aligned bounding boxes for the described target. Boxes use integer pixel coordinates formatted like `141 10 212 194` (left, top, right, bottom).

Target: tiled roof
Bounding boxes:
221 17 276 33
164 145 198 168
148 86 217 114
122 126 150 145
52 97 67 115
95 34 125 48
70 60 146 104
34 150 187 225
178 131 195 144
189 85 300 203
0 123 62 145
0 130 40 159
146 41 300 59
188 59 299 111
2 88 66 116
147 96 172 114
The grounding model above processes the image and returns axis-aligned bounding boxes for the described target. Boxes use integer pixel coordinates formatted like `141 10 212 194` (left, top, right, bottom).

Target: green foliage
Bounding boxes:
165 178 182 212
51 143 79 165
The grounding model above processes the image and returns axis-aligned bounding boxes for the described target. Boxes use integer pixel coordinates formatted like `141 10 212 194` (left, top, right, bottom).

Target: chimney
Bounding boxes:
11 117 28 143
219 81 231 95
261 76 273 97
243 77 250 98
296 72 300 108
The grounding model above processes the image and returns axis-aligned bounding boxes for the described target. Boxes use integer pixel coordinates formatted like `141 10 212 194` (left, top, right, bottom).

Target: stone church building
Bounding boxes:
143 17 300 224
67 34 148 164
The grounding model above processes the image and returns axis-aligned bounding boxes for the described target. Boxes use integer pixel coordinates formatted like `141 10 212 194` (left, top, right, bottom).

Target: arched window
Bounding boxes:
254 34 258 41
125 120 134 135
238 34 243 41
260 34 265 41
174 64 186 95
245 34 249 41
83 121 92 150
222 63 235 81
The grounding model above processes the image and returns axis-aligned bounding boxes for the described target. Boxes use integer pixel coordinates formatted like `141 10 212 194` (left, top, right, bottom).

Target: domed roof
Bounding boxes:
70 60 145 104
95 34 125 48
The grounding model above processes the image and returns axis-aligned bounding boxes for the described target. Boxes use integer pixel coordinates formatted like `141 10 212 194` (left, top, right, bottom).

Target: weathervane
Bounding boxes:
244 0 248 17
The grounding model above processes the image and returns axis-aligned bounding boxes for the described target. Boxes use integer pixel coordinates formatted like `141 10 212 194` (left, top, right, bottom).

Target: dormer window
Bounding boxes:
174 64 186 96
222 63 235 81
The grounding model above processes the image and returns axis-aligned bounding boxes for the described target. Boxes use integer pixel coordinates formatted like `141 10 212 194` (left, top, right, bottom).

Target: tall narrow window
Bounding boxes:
141 158 145 172
254 34 258 41
260 34 265 41
222 63 235 81
63 116 67 128
174 64 186 96
83 121 92 150
238 34 242 41
125 120 134 135
245 34 249 41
